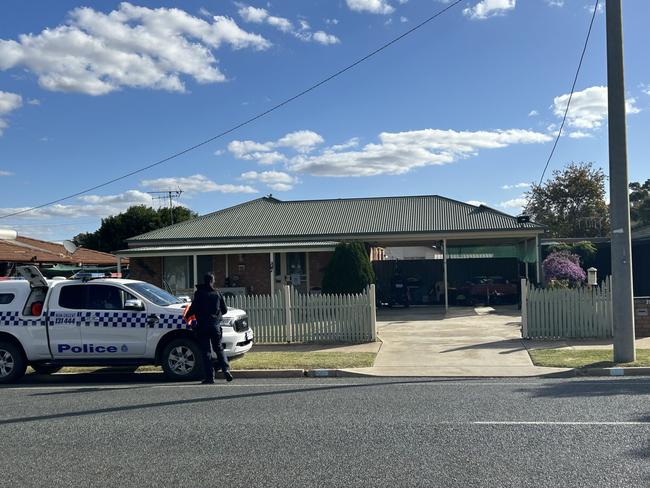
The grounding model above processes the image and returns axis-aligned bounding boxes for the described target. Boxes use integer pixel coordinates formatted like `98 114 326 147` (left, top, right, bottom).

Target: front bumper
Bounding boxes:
218 326 254 357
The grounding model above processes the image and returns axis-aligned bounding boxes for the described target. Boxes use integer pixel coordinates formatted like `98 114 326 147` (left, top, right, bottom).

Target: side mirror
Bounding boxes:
125 299 145 311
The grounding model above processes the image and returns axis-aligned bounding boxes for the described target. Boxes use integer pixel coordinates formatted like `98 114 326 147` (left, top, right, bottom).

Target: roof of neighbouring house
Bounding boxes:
0 235 124 265
127 195 543 244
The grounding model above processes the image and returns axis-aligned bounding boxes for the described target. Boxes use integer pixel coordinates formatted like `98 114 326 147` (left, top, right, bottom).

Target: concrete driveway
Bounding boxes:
351 306 568 377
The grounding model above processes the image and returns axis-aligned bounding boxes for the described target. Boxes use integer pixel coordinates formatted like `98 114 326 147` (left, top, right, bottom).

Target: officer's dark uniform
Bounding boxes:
186 282 232 383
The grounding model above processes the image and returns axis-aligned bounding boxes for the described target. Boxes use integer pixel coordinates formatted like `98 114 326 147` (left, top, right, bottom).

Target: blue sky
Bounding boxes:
1 0 649 241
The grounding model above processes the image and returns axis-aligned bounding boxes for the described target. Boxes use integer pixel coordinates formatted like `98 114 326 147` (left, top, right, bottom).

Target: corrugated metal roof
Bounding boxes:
128 195 543 243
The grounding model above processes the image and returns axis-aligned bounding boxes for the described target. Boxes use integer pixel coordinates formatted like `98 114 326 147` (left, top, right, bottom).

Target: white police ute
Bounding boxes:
0 266 253 383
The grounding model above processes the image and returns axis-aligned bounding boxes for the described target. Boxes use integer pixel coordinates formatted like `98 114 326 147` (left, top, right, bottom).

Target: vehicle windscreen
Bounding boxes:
125 282 183 307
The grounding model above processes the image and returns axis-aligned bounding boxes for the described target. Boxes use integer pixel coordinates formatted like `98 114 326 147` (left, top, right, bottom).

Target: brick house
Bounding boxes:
0 231 125 277
117 195 545 308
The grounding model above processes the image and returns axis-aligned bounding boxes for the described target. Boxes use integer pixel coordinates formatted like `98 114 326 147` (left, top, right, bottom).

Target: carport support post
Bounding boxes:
443 238 449 312
369 284 377 341
116 256 122 276
521 278 528 338
192 255 198 287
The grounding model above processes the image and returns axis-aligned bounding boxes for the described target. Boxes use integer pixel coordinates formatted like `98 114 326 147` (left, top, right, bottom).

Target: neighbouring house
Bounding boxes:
117 195 545 309
0 230 126 277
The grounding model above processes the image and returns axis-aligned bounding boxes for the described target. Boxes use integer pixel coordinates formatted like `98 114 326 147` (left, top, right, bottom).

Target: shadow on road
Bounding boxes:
521 377 650 398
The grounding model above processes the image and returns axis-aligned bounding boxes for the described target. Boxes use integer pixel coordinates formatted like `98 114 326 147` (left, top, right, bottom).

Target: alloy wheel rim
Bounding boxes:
168 346 195 375
0 349 15 378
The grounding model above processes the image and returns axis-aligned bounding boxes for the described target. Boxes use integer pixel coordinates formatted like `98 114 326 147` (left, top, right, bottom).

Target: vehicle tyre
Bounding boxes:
0 341 27 384
31 364 62 375
161 338 203 381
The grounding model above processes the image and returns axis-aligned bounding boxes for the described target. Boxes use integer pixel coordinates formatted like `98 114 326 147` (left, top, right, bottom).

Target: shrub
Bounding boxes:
322 242 375 294
542 251 586 287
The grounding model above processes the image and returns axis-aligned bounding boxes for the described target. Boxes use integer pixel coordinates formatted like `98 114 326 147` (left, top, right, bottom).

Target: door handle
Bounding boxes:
147 314 160 328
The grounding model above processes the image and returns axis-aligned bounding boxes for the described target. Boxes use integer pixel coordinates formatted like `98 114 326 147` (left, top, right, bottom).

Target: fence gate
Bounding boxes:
522 277 613 339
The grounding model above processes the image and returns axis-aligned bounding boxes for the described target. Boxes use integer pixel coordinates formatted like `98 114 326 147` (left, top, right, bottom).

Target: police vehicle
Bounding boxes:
0 266 253 383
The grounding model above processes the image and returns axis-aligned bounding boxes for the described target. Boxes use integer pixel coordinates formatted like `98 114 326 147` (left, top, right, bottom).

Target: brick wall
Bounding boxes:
229 253 271 295
635 297 650 337
128 257 163 287
309 251 333 290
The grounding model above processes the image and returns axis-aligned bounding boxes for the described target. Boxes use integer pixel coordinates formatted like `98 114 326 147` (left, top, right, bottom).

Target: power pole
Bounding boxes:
148 189 183 225
606 0 635 363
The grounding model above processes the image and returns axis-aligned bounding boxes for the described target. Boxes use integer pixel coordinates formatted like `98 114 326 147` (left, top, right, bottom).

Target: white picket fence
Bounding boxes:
225 285 377 344
522 277 613 339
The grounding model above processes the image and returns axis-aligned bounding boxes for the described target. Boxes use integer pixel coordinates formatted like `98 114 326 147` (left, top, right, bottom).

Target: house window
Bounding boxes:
163 256 194 295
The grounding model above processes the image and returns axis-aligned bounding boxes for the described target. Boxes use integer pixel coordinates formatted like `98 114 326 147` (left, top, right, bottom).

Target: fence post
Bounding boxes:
369 284 377 341
521 278 528 339
283 285 293 343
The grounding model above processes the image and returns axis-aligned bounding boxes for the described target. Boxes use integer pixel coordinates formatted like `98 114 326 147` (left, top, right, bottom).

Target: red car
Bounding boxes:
457 276 518 305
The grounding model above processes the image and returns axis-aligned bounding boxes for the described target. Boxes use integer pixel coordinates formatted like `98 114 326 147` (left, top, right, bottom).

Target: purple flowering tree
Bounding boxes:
542 251 586 287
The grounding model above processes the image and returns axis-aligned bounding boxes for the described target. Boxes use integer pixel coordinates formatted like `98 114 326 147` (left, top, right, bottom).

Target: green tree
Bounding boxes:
629 179 650 229
74 205 198 253
525 162 610 237
322 242 375 294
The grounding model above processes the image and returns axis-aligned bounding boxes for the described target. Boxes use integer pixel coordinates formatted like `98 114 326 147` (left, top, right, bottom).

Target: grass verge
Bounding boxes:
529 348 650 369
31 351 377 375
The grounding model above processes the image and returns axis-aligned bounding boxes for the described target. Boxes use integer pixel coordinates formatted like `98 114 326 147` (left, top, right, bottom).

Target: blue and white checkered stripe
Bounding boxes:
0 310 46 327
157 313 193 329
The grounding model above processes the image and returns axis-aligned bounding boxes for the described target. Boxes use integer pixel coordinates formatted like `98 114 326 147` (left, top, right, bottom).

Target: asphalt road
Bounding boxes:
1 374 649 487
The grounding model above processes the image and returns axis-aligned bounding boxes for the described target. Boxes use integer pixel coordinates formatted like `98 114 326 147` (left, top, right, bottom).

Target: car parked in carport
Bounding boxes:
456 276 518 305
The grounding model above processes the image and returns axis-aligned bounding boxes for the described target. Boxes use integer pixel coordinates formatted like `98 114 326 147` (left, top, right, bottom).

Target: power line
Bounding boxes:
537 0 600 186
0 0 463 221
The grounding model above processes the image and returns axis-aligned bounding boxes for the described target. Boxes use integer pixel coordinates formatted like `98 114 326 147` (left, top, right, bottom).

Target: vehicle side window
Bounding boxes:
0 293 15 305
88 285 138 311
59 285 87 310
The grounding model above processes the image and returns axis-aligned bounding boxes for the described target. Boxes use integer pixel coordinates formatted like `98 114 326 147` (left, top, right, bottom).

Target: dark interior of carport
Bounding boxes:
372 237 538 308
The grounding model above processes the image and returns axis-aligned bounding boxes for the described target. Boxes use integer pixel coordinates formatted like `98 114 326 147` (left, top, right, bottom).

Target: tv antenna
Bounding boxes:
148 189 183 224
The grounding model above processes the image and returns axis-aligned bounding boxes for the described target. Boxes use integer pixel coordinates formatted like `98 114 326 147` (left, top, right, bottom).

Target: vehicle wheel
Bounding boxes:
0 341 27 384
31 364 62 375
161 338 203 381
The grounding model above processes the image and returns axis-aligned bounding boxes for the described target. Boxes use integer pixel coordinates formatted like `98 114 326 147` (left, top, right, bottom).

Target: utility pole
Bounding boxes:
606 0 635 363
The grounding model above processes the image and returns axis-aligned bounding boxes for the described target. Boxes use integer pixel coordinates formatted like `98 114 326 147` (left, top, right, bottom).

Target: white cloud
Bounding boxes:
328 138 360 152
0 3 270 95
501 182 530 190
0 90 22 135
312 31 340 45
528 110 538 117
241 170 298 191
141 174 258 194
287 128 551 177
229 130 324 164
553 85 640 131
346 0 395 15
546 0 563 6
0 170 13 176
276 130 324 152
400 16 408 23
27 98 40 105
325 19 339 25
78 189 151 205
237 4 339 45
238 5 270 23
498 196 527 211
466 200 486 207
567 131 592 139
463 0 516 20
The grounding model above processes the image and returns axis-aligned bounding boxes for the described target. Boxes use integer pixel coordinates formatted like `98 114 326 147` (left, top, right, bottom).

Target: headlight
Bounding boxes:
220 317 235 326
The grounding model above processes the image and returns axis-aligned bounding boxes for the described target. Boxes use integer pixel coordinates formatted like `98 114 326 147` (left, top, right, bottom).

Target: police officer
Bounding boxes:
186 272 233 384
